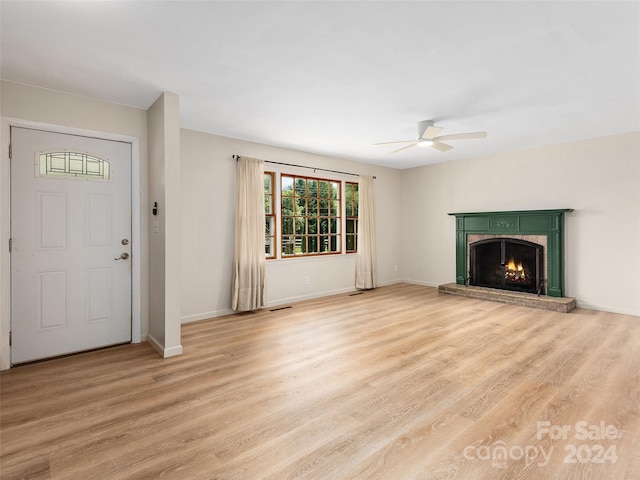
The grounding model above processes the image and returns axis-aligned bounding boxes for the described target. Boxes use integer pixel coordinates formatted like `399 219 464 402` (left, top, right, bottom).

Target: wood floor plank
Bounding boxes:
2 283 639 479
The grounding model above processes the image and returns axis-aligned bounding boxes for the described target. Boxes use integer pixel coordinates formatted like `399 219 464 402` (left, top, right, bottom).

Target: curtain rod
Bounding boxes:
232 155 375 179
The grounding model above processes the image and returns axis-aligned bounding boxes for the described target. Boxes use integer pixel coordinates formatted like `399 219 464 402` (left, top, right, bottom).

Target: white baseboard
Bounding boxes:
575 301 640 317
265 286 357 308
181 280 407 322
147 334 183 358
181 308 234 324
147 334 163 356
163 344 183 358
402 279 441 288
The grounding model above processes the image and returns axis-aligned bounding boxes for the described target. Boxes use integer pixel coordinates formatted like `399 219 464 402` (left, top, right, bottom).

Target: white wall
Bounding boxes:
180 129 403 322
402 131 640 316
0 81 150 369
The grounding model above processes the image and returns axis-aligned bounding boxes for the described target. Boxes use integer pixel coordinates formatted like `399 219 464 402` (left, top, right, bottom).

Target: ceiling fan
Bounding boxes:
374 120 488 153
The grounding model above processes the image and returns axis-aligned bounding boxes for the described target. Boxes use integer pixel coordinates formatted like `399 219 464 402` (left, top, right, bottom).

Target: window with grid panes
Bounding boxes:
345 182 358 253
264 172 275 258
39 152 110 180
281 175 341 256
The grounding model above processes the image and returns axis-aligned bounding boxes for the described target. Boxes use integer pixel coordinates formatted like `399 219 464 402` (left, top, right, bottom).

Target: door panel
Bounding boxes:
11 127 132 364
87 267 111 322
38 192 67 249
87 194 111 247
37 270 68 329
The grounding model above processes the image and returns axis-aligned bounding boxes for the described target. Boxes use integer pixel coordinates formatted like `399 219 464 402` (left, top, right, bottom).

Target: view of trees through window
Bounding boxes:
345 182 358 253
281 175 341 257
263 172 358 259
264 172 275 258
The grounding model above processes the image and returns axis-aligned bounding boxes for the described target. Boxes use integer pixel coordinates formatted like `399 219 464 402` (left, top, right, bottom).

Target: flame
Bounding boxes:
505 258 527 282
506 258 524 272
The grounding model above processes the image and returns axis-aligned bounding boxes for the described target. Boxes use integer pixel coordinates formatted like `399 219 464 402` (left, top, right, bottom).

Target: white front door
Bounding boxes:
10 127 132 364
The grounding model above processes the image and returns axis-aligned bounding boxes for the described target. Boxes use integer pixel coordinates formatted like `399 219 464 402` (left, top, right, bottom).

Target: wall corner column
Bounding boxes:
147 92 182 358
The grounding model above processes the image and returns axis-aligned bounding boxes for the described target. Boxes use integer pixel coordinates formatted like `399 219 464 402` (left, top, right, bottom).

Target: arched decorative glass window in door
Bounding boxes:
38 152 111 180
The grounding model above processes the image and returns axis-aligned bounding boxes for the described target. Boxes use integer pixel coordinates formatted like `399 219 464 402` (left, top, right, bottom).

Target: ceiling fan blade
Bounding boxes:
434 131 488 142
431 141 454 152
421 125 444 140
373 140 417 146
390 142 418 154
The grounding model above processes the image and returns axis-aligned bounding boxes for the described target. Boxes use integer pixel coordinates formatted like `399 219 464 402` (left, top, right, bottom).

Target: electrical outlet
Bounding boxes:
394 264 398 272
304 275 310 285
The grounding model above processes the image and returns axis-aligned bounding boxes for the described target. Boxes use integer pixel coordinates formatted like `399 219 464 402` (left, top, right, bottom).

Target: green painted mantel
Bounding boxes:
448 209 573 298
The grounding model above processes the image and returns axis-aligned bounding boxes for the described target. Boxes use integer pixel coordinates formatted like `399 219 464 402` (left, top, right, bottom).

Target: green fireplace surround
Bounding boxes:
448 209 573 298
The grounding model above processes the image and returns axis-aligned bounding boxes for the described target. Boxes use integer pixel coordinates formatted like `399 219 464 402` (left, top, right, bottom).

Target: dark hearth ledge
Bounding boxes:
438 283 576 313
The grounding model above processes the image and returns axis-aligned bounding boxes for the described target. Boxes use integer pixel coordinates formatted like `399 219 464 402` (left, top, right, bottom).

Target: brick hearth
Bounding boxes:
438 282 576 313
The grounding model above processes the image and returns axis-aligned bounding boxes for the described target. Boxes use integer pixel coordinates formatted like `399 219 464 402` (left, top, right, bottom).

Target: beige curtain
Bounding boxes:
355 175 377 289
232 156 267 311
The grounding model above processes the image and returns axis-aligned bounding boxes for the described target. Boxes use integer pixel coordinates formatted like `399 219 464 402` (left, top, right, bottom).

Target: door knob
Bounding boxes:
115 252 130 261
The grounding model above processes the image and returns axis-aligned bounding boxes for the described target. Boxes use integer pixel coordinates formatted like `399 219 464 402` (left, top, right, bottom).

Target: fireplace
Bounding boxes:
470 238 544 294
448 209 573 297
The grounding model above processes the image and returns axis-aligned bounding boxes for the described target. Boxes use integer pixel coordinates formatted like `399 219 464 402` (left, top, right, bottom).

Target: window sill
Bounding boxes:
266 253 357 265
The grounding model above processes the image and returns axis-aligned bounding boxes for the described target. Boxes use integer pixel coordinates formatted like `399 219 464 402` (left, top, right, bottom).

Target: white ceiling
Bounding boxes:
1 1 639 169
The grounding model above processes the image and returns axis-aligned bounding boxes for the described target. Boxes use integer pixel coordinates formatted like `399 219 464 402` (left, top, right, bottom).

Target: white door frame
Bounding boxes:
1 117 143 369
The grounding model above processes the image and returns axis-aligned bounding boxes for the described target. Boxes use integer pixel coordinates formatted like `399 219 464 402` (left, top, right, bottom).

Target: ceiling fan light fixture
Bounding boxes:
375 120 487 155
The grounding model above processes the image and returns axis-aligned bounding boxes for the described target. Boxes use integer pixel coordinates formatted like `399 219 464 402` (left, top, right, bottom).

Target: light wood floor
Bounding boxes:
2 284 639 479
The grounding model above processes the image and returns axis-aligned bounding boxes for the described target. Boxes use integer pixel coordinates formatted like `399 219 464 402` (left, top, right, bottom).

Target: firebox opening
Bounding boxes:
470 238 544 295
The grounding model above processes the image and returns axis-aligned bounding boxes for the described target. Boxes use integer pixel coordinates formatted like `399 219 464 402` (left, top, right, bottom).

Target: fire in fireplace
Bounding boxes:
469 238 544 295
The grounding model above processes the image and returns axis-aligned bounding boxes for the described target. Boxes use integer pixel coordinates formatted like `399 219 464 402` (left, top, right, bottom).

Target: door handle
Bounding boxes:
115 252 130 261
